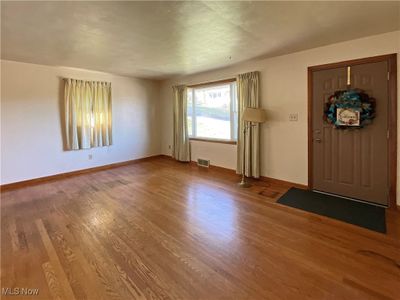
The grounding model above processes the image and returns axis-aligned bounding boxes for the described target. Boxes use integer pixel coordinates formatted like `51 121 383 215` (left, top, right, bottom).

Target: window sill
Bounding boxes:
189 138 237 145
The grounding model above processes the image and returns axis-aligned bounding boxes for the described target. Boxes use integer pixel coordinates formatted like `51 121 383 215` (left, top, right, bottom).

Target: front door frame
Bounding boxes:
307 54 397 209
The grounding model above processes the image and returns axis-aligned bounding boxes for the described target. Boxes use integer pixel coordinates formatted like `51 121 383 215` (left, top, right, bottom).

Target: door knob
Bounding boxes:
315 138 322 143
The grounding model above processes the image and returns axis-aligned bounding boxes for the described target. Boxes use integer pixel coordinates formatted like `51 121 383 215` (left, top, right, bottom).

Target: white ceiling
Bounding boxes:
2 1 399 80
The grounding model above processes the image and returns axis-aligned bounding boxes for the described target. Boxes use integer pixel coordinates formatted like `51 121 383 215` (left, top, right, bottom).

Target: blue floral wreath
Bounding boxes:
324 89 376 128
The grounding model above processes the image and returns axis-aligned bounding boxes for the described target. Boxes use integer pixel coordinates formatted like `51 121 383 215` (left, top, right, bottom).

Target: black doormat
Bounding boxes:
277 188 386 233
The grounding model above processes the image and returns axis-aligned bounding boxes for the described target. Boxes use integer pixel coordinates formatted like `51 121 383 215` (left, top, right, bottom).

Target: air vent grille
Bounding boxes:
197 158 210 168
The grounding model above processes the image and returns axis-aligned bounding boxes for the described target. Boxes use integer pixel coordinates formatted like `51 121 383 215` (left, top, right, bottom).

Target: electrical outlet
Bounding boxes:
168 145 171 150
289 113 298 121
88 154 93 160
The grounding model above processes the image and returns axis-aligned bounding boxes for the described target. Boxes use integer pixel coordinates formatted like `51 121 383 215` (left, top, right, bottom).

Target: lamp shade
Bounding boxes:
242 107 267 123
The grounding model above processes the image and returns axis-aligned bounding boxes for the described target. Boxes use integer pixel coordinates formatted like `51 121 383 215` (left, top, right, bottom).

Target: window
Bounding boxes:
64 79 112 150
187 81 238 142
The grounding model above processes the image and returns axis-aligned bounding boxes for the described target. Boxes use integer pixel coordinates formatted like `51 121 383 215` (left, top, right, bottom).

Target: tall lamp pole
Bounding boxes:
238 107 267 188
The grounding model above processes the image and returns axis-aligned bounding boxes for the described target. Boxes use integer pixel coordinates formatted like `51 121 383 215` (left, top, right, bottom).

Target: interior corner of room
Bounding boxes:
3 31 399 205
160 31 400 207
2 32 400 206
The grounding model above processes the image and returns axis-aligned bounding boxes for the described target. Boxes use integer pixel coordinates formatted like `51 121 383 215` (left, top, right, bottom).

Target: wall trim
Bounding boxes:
188 160 236 174
1 154 308 192
259 176 308 190
0 154 163 192
188 160 308 189
190 138 237 145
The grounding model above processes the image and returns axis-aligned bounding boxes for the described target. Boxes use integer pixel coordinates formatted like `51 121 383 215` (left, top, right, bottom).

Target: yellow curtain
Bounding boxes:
172 85 190 162
64 79 112 150
236 71 260 178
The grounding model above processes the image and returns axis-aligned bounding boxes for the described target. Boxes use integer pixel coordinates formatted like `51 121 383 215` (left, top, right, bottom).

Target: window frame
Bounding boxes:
187 79 237 144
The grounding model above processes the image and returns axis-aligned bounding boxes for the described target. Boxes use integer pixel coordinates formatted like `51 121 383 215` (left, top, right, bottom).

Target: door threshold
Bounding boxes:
312 190 388 208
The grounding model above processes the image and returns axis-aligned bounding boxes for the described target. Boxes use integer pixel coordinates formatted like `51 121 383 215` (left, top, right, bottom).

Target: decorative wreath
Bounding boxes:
324 89 376 128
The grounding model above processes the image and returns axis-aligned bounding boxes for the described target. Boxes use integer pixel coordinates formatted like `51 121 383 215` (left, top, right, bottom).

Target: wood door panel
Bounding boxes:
312 61 389 205
337 131 355 185
360 130 372 188
322 127 333 181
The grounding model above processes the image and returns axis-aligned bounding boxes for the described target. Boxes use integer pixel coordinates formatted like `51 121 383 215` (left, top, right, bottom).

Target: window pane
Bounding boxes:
186 82 238 141
187 89 193 136
194 84 231 140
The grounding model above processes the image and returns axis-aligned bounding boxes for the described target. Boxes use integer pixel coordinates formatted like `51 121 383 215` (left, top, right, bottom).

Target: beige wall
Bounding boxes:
1 60 161 184
2 31 399 204
191 140 237 170
159 31 400 204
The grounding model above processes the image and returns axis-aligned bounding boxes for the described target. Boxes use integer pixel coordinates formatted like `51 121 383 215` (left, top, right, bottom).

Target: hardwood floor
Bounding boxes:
1 157 399 299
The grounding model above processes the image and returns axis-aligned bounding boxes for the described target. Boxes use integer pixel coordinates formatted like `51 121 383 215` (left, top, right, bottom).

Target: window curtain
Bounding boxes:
64 79 112 150
172 85 190 162
236 71 260 178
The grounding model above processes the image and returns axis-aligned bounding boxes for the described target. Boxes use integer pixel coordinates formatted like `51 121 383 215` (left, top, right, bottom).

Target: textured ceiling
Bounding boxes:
2 1 399 79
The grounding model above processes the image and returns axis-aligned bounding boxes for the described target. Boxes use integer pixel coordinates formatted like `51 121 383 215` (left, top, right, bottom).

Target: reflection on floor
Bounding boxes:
1 157 399 299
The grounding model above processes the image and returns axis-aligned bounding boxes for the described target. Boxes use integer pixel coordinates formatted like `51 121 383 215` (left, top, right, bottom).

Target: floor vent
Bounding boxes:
197 158 210 168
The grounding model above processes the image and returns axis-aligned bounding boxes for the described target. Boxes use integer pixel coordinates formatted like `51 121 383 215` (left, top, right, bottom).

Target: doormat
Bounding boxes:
277 188 386 233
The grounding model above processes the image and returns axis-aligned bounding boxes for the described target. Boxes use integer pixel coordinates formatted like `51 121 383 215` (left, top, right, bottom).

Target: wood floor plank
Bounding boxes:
108 183 375 299
35 219 77 300
42 261 63 300
1 157 399 299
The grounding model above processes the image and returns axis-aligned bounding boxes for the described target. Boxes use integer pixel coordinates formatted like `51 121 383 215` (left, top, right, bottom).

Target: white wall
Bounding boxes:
1 60 161 184
190 140 237 170
160 31 400 203
2 31 399 204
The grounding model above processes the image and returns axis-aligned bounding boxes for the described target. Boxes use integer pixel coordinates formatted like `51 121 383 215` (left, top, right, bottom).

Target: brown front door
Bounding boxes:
312 60 389 206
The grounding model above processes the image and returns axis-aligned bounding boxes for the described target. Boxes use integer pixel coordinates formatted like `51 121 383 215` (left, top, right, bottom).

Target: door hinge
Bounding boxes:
387 130 390 139
387 72 390 80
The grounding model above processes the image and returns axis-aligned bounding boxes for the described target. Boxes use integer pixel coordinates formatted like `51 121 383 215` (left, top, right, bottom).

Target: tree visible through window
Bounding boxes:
187 81 237 141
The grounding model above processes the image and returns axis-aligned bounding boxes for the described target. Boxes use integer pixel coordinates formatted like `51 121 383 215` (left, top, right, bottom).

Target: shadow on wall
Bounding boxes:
58 77 68 151
263 109 278 122
145 80 162 155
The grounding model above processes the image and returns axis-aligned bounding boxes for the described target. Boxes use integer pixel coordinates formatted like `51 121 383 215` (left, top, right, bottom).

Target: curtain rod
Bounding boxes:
187 77 236 88
63 78 111 84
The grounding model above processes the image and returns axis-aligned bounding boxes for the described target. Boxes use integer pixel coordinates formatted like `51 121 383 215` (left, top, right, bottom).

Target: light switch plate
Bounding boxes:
289 113 298 121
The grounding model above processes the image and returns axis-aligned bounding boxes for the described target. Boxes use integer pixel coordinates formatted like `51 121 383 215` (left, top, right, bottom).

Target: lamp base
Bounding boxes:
238 179 251 188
